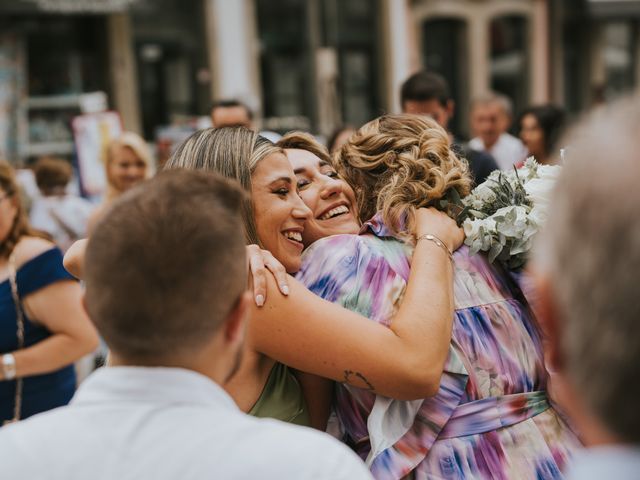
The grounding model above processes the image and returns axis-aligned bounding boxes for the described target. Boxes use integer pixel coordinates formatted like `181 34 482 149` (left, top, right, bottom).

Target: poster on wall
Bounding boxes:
72 111 122 197
0 34 27 163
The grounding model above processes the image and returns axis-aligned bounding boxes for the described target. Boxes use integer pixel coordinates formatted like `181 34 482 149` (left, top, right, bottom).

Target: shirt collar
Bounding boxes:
72 366 239 411
567 445 640 479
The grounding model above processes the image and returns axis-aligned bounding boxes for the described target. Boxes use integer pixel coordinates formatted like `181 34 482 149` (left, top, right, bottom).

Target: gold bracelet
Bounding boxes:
416 233 454 261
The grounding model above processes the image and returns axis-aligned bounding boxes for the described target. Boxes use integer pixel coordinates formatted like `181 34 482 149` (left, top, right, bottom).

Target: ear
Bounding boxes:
223 291 251 345
532 268 564 372
446 99 455 117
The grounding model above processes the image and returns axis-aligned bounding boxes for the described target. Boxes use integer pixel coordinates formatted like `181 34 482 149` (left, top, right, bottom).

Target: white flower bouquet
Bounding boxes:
453 158 561 269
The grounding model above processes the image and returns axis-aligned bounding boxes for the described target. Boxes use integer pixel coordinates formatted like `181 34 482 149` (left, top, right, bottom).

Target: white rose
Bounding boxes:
535 164 561 182
524 178 555 210
529 205 547 227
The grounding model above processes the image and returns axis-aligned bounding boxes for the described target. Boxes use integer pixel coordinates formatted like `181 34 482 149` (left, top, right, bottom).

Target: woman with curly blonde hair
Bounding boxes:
297 114 580 479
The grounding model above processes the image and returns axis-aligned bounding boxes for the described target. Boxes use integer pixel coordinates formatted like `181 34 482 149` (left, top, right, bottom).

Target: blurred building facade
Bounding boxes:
0 0 639 164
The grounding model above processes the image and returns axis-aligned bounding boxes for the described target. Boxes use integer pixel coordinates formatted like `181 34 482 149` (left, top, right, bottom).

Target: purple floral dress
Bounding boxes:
296 214 580 479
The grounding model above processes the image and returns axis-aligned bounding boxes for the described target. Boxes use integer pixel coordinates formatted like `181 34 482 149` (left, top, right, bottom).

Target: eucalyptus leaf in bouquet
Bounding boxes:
453 158 561 269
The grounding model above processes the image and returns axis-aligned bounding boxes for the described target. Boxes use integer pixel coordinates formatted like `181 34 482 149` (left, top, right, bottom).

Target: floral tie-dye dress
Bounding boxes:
296 215 580 480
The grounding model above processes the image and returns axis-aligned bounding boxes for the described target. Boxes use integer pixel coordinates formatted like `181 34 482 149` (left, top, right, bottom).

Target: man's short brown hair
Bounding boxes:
84 169 247 360
34 157 73 193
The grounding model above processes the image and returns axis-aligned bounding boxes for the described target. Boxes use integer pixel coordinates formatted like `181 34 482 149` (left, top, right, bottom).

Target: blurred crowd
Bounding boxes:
0 64 638 480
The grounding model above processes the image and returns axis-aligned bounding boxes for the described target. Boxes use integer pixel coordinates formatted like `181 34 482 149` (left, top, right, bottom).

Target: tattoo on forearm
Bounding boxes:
343 370 375 392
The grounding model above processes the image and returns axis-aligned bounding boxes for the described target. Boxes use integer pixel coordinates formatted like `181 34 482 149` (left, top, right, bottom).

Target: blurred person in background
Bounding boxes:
517 105 567 166
401 70 498 185
533 97 640 479
30 157 94 252
87 132 152 233
469 92 528 170
210 99 282 143
210 99 253 129
0 161 98 425
327 126 356 154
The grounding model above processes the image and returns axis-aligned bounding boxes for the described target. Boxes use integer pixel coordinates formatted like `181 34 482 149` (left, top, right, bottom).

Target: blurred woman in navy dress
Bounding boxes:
0 161 98 424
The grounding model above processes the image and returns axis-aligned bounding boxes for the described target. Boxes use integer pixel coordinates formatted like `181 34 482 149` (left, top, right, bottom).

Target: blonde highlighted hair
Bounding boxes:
165 127 283 245
277 131 332 166
334 114 471 238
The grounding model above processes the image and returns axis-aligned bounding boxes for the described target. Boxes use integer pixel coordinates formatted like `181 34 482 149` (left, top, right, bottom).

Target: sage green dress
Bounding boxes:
248 362 310 426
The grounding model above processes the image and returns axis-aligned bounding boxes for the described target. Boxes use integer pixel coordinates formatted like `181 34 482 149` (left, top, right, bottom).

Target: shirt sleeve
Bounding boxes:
16 247 76 298
296 234 407 326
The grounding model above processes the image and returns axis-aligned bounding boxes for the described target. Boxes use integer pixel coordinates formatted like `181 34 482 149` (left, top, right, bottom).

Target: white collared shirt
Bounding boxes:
469 133 528 171
0 367 372 479
565 445 640 480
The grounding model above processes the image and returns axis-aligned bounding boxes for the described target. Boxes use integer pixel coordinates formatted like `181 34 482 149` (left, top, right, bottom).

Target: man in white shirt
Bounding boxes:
469 93 527 170
533 97 640 479
0 170 371 480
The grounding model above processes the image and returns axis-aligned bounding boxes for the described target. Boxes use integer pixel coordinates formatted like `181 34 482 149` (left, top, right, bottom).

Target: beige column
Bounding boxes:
530 0 550 103
203 0 262 115
468 14 490 100
107 14 142 134
382 0 415 113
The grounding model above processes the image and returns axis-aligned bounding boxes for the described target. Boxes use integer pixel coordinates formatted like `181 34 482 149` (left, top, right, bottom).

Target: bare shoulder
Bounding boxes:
87 205 106 234
13 236 57 269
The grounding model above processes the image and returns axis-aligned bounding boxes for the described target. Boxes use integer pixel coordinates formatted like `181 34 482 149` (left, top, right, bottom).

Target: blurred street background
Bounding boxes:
0 0 638 171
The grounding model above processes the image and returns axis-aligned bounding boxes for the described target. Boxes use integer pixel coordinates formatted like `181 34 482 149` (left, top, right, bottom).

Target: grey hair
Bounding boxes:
471 92 514 118
533 95 640 442
165 127 282 245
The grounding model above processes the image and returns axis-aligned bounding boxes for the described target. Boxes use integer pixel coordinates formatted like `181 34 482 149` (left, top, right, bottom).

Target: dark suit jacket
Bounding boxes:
451 141 499 186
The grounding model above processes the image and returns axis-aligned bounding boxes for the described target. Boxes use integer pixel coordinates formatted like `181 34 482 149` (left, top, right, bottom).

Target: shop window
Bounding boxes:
330 0 381 127
131 0 210 139
422 18 469 138
489 15 529 121
256 0 311 131
256 0 381 133
601 21 638 98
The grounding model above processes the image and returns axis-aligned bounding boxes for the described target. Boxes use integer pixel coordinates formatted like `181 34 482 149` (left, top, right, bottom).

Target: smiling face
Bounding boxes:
286 149 359 247
251 152 312 273
519 113 546 159
107 145 148 193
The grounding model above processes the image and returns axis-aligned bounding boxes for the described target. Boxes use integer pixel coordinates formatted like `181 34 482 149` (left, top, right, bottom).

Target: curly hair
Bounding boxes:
334 114 471 239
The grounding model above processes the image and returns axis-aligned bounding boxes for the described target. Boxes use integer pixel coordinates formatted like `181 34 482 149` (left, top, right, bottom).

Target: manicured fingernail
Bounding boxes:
255 294 265 307
281 284 290 295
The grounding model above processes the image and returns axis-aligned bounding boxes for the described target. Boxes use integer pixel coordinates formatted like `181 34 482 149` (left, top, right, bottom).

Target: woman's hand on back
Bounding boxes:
414 207 464 253
246 245 289 307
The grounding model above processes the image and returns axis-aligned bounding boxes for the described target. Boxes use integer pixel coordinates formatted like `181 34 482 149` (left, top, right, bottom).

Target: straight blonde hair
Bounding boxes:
165 127 282 245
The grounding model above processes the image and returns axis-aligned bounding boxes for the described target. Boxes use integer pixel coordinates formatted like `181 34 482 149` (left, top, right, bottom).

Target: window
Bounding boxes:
422 18 469 137
490 15 529 120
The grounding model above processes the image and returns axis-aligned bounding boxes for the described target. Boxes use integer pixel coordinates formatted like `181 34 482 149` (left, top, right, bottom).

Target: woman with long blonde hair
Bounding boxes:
296 114 580 479
88 132 152 233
